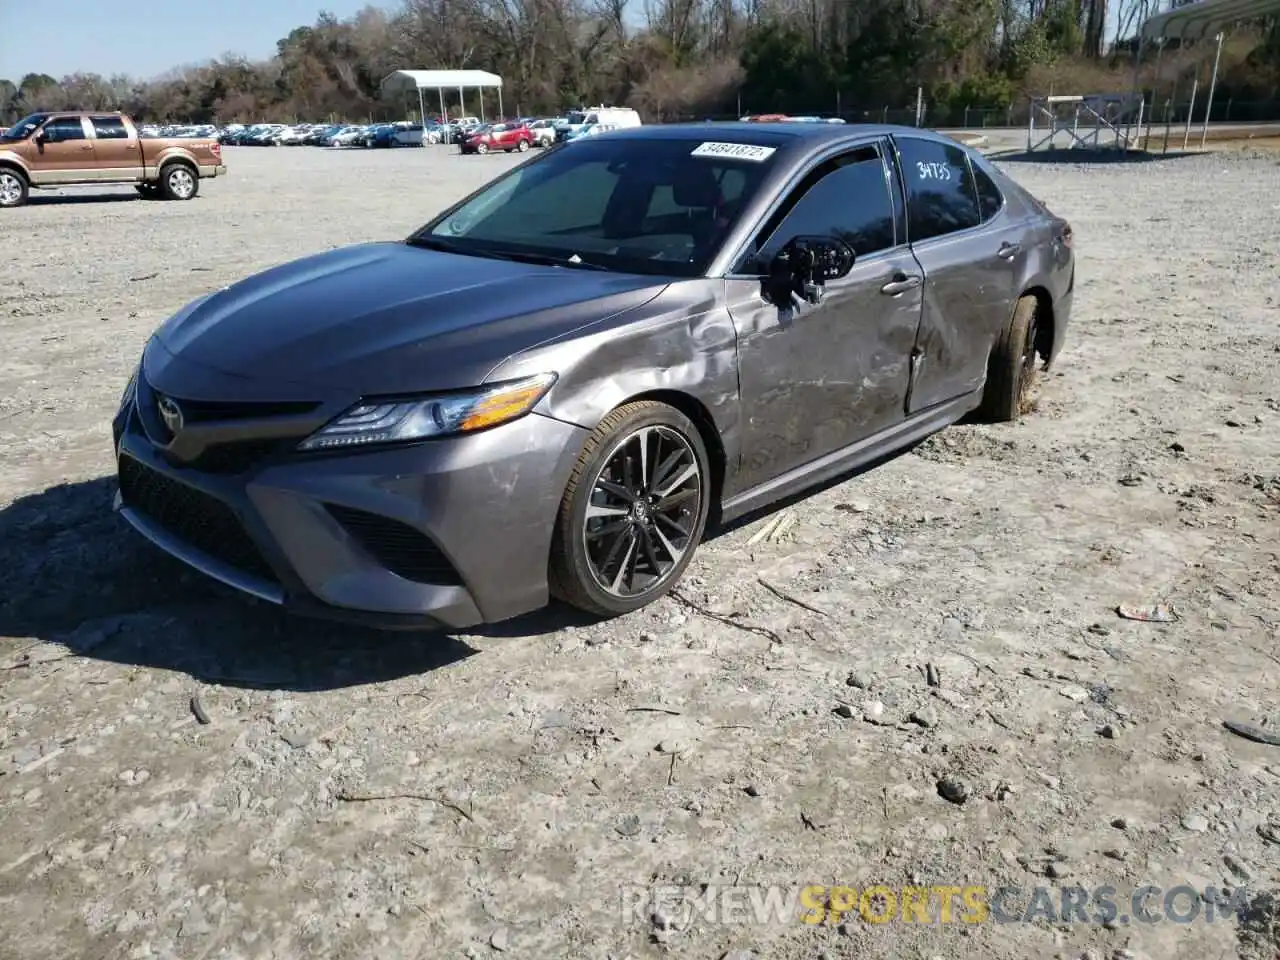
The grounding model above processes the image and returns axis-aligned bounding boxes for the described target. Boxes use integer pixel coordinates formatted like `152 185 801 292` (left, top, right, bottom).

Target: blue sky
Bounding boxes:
1 0 1140 85
0 0 385 82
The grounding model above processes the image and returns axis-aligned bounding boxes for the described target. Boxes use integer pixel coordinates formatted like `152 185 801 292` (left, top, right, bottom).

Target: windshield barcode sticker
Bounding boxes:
690 141 776 162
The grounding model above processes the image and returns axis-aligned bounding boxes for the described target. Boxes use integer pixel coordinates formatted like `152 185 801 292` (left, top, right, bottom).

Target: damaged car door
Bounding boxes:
891 135 1023 413
724 138 925 492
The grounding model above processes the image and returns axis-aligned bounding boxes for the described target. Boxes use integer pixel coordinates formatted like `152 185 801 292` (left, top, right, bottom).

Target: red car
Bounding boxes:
461 122 534 155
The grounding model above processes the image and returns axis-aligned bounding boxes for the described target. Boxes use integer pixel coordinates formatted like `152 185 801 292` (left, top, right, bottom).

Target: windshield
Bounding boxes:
0 113 48 141
410 136 780 278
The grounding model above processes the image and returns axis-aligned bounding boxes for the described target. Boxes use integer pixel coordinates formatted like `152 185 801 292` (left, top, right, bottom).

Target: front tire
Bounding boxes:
0 168 29 208
978 293 1040 422
549 401 711 617
517 139 530 152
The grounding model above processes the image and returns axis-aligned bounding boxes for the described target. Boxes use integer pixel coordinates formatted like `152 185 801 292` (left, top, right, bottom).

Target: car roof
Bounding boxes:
589 122 982 168
605 121 956 146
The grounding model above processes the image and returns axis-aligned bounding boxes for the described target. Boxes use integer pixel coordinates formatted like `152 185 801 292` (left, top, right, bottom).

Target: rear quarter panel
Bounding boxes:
994 167 1075 361
140 137 224 178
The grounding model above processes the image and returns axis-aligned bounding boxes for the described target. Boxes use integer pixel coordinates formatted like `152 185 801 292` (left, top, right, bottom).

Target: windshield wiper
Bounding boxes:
495 249 608 271
404 235 477 256
405 236 607 271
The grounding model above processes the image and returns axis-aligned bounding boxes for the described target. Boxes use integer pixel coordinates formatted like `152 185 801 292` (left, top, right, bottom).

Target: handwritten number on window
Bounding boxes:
915 161 952 182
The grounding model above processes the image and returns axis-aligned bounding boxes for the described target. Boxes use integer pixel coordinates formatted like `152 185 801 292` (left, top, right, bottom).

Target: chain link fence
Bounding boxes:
664 96 1280 129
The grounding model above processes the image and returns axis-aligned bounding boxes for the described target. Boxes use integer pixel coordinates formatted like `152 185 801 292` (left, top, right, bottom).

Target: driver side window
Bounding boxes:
736 143 897 274
42 117 87 142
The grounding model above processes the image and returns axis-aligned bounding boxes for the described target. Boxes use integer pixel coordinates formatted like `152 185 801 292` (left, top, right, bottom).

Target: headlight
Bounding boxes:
297 372 557 452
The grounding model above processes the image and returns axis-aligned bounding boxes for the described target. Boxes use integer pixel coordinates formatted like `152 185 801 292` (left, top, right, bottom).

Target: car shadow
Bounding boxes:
1 442 930 687
0 476 478 691
988 147 1202 165
25 192 140 206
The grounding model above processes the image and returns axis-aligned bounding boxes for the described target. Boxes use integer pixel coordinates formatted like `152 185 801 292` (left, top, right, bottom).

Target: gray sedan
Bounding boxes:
112 122 1075 629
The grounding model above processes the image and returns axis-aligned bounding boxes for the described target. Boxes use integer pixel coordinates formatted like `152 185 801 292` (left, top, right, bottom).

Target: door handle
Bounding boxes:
880 273 922 296
997 241 1021 260
80 144 93 151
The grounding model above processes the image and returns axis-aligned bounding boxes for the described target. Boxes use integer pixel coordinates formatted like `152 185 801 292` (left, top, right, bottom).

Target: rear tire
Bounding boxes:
549 401 711 618
0 168 29 208
978 294 1040 423
158 163 198 201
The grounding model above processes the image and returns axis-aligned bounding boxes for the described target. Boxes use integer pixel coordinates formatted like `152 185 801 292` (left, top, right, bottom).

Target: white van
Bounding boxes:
572 107 642 140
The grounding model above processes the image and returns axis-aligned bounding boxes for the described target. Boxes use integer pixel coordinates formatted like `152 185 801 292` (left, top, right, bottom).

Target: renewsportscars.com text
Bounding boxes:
620 883 1252 927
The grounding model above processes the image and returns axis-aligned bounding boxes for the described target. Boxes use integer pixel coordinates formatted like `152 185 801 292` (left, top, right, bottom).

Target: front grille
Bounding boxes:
118 456 278 584
133 375 318 474
325 504 463 586
165 397 320 423
184 439 290 475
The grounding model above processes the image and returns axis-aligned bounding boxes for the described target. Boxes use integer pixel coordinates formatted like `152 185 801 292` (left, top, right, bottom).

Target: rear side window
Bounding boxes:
740 143 897 271
42 117 87 142
90 117 129 139
972 162 1004 221
895 137 981 242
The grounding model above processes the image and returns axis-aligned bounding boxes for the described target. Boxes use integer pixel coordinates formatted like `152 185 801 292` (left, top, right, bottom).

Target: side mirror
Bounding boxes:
34 129 48 144
764 235 855 306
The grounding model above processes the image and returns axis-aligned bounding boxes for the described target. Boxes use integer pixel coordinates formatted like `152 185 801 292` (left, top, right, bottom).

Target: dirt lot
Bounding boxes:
2 143 1278 960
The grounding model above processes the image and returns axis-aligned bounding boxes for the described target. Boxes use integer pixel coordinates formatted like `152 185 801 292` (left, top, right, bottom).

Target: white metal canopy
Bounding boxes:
1140 0 1280 41
381 70 503 93
379 70 505 123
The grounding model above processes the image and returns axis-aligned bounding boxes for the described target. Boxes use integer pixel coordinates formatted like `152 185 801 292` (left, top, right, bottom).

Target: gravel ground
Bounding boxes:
2 143 1279 960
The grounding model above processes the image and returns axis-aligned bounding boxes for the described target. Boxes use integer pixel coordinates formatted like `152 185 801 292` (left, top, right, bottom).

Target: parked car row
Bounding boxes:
455 107 645 156
215 119 493 148
739 114 847 124
137 123 220 139
212 116 576 152
551 107 643 143
47 109 839 155
128 106 650 156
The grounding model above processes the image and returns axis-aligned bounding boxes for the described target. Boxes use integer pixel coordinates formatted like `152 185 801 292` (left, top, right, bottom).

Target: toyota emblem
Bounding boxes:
157 394 184 435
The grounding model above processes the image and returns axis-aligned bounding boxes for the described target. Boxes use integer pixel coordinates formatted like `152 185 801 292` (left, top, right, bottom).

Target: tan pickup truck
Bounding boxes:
0 111 227 208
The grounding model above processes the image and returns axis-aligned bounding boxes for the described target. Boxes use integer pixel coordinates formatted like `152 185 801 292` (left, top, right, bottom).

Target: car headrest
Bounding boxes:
672 164 722 208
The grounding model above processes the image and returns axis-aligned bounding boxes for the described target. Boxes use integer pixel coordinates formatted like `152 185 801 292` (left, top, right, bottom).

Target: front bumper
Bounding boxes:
112 399 589 630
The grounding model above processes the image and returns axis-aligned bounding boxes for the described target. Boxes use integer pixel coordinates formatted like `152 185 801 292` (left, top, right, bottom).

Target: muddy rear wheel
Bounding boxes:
978 294 1041 423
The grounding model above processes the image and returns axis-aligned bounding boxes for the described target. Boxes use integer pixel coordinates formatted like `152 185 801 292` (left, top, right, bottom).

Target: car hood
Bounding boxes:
152 241 667 397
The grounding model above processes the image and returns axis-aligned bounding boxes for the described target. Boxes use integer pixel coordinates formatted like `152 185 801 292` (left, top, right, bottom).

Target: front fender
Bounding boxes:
0 149 30 177
487 279 743 478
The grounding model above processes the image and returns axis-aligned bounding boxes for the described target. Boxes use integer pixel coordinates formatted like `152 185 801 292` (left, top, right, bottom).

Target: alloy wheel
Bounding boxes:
168 168 195 199
0 172 23 206
582 426 702 598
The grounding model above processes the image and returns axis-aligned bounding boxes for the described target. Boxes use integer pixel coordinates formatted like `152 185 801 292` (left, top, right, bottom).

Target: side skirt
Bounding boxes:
719 390 982 524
